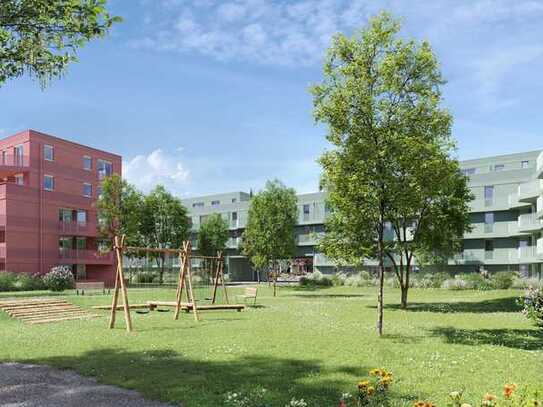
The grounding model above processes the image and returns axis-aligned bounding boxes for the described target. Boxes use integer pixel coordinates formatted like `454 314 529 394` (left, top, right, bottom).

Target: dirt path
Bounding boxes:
0 363 176 406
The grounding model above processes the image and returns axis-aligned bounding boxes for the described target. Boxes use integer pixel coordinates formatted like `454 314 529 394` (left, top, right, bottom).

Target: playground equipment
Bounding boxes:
107 235 244 332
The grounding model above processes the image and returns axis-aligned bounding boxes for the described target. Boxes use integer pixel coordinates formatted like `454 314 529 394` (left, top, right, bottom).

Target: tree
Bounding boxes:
198 213 229 257
96 174 143 247
140 185 190 284
242 180 298 297
0 0 121 87
312 12 472 336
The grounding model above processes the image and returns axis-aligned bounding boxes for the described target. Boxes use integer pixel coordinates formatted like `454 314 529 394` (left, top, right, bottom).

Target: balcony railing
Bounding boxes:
537 238 543 258
58 221 96 235
518 213 543 232
518 180 543 202
537 151 543 178
58 248 113 263
0 154 30 167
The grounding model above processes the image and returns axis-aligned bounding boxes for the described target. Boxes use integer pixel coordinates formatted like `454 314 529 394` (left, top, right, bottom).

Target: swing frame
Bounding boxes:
108 235 231 332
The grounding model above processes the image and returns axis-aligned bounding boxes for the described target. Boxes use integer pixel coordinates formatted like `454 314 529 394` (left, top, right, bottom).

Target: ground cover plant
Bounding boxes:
0 286 541 406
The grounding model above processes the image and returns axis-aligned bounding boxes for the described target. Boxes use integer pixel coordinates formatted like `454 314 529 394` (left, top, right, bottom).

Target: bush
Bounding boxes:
344 271 375 287
442 278 471 290
512 277 543 289
518 286 543 327
14 273 45 291
0 271 17 291
490 271 515 289
42 266 74 292
132 272 156 284
299 270 333 287
331 272 348 286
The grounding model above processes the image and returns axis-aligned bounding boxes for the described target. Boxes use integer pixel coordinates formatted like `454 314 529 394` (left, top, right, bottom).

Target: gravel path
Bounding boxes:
0 363 177 407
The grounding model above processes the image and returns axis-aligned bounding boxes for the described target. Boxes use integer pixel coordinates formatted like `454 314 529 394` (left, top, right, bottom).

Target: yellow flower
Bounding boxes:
461 404 473 407
414 401 426 407
367 386 375 396
449 391 462 400
358 380 370 390
483 393 497 401
370 368 386 377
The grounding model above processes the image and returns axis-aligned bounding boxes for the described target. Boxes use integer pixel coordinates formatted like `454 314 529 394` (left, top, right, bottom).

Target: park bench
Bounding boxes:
237 287 258 306
75 281 109 295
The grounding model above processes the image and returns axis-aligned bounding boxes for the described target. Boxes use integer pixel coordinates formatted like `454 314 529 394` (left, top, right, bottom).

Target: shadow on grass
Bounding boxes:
290 294 366 299
23 349 404 406
371 296 521 314
429 326 543 350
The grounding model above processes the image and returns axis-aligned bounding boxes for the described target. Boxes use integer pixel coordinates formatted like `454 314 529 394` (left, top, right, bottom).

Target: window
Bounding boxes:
97 159 112 179
493 164 504 171
59 208 73 222
521 160 529 169
76 237 86 250
485 240 494 259
76 264 86 280
14 145 24 166
192 202 204 208
76 210 86 224
211 200 220 206
231 211 238 221
484 185 494 206
461 168 476 176
83 183 92 197
83 155 92 171
14 174 24 186
302 204 310 221
59 237 72 251
44 144 54 161
484 212 494 233
44 175 54 191
232 198 237 203
1 151 5 165
97 186 103 199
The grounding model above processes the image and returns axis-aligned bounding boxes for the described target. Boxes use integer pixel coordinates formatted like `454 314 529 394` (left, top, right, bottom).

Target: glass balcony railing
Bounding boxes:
518 213 543 232
537 151 543 178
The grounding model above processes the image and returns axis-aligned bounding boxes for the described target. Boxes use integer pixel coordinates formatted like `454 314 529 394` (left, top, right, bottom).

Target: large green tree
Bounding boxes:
140 185 190 284
96 174 143 247
242 180 298 297
197 213 229 257
0 0 121 87
312 12 472 335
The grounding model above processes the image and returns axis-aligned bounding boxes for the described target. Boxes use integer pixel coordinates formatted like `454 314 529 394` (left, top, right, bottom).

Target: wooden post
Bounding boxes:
109 235 132 332
184 241 199 322
220 258 229 304
211 252 221 304
174 241 189 320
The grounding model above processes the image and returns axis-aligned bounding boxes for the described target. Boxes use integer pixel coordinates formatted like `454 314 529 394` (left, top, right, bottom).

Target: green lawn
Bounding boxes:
0 286 542 406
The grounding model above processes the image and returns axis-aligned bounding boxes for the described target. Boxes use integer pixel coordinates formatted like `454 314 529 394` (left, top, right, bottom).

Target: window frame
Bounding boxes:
43 174 54 191
83 155 92 171
44 144 54 161
83 182 92 198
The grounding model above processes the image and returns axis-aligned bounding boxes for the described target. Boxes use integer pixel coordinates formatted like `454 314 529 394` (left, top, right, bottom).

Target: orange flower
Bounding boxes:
503 384 517 399
367 386 376 396
414 401 434 407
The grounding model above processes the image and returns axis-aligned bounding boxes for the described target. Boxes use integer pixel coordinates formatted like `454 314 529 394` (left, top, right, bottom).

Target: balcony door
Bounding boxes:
14 145 23 166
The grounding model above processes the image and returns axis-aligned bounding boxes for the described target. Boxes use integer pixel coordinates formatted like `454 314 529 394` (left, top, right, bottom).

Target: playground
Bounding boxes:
0 285 541 406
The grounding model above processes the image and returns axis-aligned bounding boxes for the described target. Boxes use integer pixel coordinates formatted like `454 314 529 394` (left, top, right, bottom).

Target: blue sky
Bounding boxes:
1 0 543 197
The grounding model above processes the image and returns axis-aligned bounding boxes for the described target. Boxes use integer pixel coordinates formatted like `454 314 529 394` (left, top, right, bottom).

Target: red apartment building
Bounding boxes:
0 129 121 285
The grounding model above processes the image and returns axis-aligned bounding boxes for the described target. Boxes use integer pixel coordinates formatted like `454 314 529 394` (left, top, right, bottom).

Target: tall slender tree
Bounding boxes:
312 12 471 335
0 0 121 87
242 180 298 297
198 213 229 257
140 185 190 284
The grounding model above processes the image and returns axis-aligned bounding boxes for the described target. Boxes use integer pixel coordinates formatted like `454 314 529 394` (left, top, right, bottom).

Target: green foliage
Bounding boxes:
518 286 543 327
311 12 473 314
492 271 516 290
0 0 121 87
0 272 45 291
96 174 144 247
299 271 333 287
131 272 156 284
42 267 74 291
242 179 298 269
198 213 229 257
441 272 516 290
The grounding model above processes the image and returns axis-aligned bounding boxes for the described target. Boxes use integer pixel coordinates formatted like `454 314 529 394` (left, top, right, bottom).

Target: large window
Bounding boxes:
521 160 529 169
97 159 112 179
211 200 220 206
44 144 54 161
59 208 73 223
493 164 504 171
77 210 87 224
484 185 494 206
76 237 86 250
485 240 494 259
462 168 476 176
192 202 204 208
484 212 494 233
14 145 24 166
14 174 24 185
83 155 92 171
44 175 54 191
83 183 92 197
303 204 310 221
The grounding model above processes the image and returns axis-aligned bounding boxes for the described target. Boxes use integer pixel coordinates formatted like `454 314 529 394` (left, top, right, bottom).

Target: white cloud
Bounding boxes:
123 148 190 195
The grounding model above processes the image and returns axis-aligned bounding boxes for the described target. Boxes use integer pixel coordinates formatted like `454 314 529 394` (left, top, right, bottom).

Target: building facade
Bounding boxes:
1 130 121 284
184 150 543 281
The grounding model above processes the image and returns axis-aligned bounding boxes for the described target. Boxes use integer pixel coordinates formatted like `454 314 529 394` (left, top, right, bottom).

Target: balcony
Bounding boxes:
226 237 240 249
517 213 543 233
508 192 531 209
511 246 539 263
518 180 543 203
58 248 114 264
58 221 97 236
537 238 543 259
537 151 543 179
0 155 30 178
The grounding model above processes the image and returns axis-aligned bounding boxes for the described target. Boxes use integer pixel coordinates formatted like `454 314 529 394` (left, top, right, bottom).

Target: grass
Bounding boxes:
0 285 542 406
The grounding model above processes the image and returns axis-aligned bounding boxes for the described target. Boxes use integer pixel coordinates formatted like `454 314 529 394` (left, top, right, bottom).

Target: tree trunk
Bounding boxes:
273 262 278 297
377 236 385 337
400 262 411 309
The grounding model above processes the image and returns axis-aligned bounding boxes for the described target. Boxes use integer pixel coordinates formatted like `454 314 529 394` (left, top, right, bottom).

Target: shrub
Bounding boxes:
518 286 543 327
512 277 543 290
299 270 333 287
331 272 348 286
42 266 75 292
442 278 471 290
14 273 45 291
344 271 375 287
490 271 515 289
0 271 17 291
132 272 156 284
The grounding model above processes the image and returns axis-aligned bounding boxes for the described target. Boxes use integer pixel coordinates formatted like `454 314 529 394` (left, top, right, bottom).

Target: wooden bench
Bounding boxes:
75 281 109 295
237 287 258 306
146 301 245 312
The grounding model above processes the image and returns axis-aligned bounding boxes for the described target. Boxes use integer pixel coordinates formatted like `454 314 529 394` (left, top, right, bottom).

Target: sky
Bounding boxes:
2 0 543 198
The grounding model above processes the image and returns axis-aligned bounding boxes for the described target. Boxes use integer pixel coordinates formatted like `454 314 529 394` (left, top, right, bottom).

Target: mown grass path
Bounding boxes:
0 286 541 406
